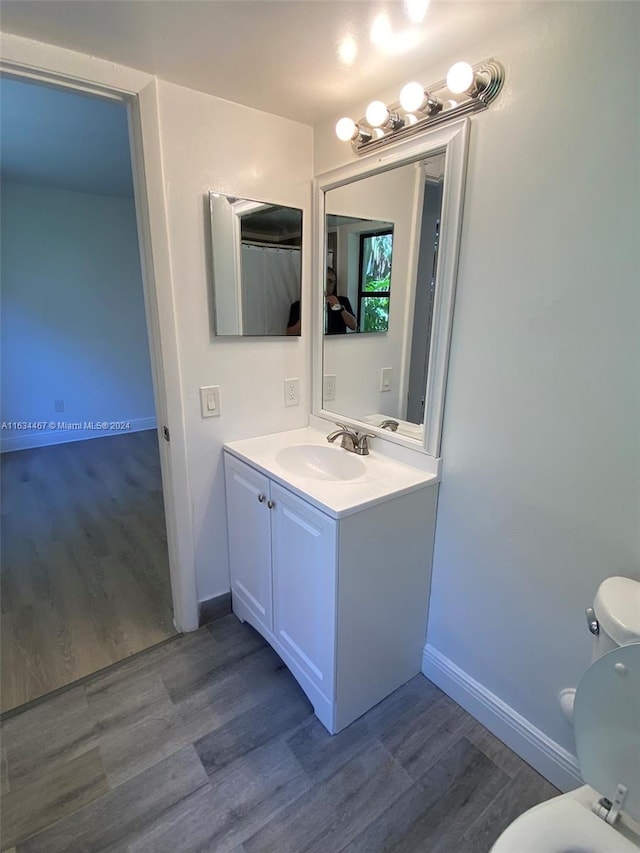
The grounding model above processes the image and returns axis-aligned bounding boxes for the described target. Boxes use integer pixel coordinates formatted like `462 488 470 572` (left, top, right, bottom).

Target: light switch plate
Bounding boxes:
380 367 393 392
200 385 221 418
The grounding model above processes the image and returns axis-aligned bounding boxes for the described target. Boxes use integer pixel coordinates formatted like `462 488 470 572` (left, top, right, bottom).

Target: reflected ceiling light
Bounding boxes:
403 0 430 24
370 12 392 47
335 58 504 154
385 28 423 57
338 35 358 66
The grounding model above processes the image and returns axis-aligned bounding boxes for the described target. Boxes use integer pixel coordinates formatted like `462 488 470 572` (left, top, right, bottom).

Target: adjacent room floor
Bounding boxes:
1 614 559 852
0 430 176 712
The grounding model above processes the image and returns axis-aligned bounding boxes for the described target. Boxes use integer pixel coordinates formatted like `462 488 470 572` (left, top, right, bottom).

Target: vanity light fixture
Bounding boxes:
335 58 504 154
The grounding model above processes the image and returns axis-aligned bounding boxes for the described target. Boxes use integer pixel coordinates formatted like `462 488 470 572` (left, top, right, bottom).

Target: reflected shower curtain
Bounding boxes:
241 244 301 336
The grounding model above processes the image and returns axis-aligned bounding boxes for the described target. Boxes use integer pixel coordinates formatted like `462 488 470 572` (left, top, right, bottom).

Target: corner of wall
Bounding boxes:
422 643 582 792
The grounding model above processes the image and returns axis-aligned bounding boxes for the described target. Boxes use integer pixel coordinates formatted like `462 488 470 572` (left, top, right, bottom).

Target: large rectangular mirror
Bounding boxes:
209 192 302 336
313 120 470 456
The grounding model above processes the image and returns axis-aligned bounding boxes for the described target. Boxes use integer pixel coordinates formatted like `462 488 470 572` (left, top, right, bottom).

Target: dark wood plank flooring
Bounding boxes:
1 431 176 712
0 615 559 852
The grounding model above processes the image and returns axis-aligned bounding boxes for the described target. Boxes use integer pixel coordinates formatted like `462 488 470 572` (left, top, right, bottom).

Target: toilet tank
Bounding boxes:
591 576 640 661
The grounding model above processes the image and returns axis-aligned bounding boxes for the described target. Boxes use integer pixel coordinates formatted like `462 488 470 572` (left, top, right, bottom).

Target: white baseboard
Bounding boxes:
0 417 157 453
422 643 582 792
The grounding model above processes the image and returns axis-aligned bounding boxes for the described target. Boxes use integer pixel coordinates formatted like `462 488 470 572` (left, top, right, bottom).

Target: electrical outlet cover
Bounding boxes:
323 374 336 402
284 378 300 407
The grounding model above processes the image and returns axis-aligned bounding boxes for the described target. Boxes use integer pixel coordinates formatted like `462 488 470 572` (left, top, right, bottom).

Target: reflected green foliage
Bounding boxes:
364 233 393 283
361 232 393 331
362 296 390 332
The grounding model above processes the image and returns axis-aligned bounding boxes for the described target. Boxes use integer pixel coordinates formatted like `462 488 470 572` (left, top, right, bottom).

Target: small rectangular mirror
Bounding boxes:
209 192 303 336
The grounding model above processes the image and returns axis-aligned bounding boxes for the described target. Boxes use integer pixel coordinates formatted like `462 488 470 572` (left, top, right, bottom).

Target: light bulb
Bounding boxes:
399 81 426 113
335 117 357 141
366 100 389 128
404 113 419 126
446 61 475 94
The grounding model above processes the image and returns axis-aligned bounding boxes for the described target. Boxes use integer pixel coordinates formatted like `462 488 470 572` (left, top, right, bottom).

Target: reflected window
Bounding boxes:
358 230 393 332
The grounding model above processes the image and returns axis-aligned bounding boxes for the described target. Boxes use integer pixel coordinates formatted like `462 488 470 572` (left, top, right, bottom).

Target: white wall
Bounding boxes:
1 181 155 450
316 1 640 783
155 80 313 602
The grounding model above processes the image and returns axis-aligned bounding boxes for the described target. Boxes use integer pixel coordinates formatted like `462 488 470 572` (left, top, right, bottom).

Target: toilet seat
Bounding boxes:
490 787 639 852
573 642 640 824
491 644 640 853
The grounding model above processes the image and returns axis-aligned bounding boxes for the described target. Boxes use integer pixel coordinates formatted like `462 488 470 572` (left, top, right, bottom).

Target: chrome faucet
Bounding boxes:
379 419 399 432
327 423 374 456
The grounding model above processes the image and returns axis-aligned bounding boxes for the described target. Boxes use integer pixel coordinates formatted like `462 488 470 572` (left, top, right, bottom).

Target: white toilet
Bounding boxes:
491 576 640 853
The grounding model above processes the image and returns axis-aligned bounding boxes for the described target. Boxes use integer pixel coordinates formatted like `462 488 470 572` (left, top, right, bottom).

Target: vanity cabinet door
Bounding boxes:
225 454 273 632
270 482 337 701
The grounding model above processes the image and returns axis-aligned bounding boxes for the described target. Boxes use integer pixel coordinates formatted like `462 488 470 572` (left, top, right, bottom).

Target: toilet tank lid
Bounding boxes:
594 577 640 645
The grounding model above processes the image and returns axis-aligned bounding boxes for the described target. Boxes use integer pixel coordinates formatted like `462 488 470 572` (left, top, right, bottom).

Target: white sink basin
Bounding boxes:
225 426 439 518
275 444 366 481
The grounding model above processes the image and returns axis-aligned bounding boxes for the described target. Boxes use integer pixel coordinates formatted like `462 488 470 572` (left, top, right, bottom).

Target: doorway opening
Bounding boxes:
0 74 178 712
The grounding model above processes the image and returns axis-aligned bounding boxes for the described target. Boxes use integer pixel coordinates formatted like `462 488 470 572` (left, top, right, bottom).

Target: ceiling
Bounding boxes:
0 1 529 125
0 76 134 196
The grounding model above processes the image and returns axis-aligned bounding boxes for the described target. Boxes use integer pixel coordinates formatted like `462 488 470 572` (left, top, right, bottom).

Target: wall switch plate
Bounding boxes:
54 399 64 413
380 367 393 392
323 374 337 402
284 378 300 407
200 385 221 418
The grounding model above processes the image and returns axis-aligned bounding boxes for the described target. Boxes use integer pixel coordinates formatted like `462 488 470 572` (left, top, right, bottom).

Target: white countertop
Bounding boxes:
224 426 439 519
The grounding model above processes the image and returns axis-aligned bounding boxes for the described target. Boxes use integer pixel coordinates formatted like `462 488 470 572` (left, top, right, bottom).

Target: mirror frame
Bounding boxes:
312 118 470 457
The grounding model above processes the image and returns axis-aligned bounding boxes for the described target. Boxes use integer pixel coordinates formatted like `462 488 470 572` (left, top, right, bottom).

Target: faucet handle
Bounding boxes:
356 432 375 455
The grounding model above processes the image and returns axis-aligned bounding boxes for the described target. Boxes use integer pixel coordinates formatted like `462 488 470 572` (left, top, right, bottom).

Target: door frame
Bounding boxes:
0 39 199 632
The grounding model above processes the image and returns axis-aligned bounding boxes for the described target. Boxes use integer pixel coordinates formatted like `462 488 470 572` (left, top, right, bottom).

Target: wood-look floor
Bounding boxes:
1 431 176 712
0 614 559 852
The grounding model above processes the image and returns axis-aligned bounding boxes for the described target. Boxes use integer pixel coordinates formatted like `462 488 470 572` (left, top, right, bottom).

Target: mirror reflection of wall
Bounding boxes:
209 192 302 337
406 178 444 424
321 152 445 437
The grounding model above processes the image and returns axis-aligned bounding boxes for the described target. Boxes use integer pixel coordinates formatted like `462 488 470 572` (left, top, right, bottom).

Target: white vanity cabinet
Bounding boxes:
225 452 336 710
224 445 439 734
